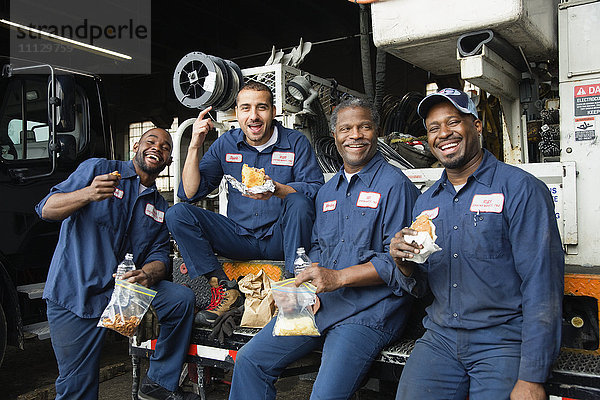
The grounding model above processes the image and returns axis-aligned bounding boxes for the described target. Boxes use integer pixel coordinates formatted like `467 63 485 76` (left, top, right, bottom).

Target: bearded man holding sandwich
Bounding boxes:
390 88 564 400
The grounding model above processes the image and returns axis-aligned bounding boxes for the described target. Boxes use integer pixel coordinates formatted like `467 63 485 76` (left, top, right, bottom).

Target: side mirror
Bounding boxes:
50 134 77 164
48 75 76 133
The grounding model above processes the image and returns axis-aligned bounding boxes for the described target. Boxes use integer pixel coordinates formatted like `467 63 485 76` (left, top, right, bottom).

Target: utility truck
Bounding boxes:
129 1 600 399
0 61 114 365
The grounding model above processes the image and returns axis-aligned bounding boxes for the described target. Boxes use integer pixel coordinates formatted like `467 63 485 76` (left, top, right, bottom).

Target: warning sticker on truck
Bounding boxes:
574 117 596 141
574 84 600 116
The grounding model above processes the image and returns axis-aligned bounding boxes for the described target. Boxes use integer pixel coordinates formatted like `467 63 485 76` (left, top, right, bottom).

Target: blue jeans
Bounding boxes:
47 280 195 399
230 317 395 400
166 192 315 277
396 323 522 400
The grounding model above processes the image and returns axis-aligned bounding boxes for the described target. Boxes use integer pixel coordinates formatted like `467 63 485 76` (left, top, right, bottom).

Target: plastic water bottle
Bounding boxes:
116 253 135 279
294 247 311 276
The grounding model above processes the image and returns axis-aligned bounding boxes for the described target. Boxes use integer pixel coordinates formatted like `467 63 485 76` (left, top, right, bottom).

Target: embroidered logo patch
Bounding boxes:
113 187 124 199
356 191 381 209
225 153 243 163
145 203 165 223
470 193 504 213
323 200 337 212
421 207 439 219
271 152 295 166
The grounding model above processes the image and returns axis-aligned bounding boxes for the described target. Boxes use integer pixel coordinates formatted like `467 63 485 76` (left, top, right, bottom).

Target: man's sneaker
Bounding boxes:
138 375 199 400
194 277 243 327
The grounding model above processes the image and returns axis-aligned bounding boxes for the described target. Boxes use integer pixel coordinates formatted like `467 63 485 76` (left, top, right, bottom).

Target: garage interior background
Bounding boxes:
0 0 431 165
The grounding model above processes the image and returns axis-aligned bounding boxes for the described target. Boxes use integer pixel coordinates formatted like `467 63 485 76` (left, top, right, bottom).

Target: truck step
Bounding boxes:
23 321 50 340
16 283 45 299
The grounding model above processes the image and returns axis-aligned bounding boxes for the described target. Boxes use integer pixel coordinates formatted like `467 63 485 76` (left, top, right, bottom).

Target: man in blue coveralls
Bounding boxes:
229 98 420 399
390 88 564 400
166 81 324 326
36 128 198 400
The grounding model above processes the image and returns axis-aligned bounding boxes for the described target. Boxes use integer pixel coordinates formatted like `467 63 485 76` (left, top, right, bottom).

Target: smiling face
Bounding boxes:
133 128 173 176
235 89 276 146
425 101 483 176
333 106 378 173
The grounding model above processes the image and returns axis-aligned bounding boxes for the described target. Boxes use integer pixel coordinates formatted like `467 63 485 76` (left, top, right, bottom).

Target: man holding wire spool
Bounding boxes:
166 81 324 326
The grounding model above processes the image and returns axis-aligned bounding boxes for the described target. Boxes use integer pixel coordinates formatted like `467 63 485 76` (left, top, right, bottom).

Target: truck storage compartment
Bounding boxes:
371 0 559 75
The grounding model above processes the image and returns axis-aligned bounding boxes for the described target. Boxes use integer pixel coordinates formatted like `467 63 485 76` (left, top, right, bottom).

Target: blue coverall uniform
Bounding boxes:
36 158 195 399
230 152 420 400
166 122 324 277
393 150 564 399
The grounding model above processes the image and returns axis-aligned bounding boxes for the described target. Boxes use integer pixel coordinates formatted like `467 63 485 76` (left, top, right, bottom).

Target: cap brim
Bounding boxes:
417 93 477 120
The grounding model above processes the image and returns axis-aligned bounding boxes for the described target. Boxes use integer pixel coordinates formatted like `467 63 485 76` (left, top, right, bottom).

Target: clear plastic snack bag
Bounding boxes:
271 278 320 337
98 279 157 337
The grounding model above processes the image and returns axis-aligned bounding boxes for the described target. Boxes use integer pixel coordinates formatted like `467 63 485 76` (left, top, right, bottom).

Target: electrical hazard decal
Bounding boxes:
574 83 600 117
574 117 596 141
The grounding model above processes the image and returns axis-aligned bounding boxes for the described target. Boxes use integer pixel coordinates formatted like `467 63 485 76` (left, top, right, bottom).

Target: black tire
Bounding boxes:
0 303 6 367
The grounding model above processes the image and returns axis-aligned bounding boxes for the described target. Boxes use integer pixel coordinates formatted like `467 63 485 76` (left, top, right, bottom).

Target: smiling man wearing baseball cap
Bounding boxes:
389 88 564 399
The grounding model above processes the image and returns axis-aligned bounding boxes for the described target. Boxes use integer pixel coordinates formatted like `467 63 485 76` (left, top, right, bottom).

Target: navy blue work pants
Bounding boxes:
166 192 315 277
46 280 195 399
229 317 395 400
396 323 522 400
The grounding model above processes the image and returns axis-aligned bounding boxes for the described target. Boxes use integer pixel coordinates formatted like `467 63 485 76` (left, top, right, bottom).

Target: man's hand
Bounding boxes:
295 263 344 294
243 189 274 201
190 107 214 150
41 171 121 220
122 261 167 288
390 227 423 277
86 172 121 202
510 380 546 400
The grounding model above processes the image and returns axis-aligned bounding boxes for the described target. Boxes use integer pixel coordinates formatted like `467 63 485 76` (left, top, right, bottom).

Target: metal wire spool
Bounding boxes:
209 55 232 110
173 52 242 110
206 55 228 107
220 59 243 110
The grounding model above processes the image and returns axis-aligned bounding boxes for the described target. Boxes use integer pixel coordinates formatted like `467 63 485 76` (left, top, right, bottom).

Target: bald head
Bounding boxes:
140 128 173 151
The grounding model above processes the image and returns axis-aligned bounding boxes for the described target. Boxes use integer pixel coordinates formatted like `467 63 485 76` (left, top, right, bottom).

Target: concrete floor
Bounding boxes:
1 334 390 400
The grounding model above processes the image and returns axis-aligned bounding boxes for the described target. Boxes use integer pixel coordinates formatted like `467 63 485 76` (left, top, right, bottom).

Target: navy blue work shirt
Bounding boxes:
395 150 564 382
309 152 420 334
35 158 171 318
177 121 324 239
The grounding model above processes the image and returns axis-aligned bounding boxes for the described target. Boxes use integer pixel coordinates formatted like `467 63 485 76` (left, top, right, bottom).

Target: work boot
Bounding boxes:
194 277 243 327
137 375 200 400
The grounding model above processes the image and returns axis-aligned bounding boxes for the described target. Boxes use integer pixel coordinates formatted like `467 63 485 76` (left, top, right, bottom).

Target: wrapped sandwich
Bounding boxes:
409 213 436 242
223 164 275 195
241 164 266 188
404 212 442 263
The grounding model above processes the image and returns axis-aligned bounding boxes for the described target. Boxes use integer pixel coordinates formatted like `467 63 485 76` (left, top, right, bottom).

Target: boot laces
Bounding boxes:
206 284 226 311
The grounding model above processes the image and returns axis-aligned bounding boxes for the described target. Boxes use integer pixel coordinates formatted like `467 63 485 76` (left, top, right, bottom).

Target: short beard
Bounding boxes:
440 154 467 169
134 151 166 175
